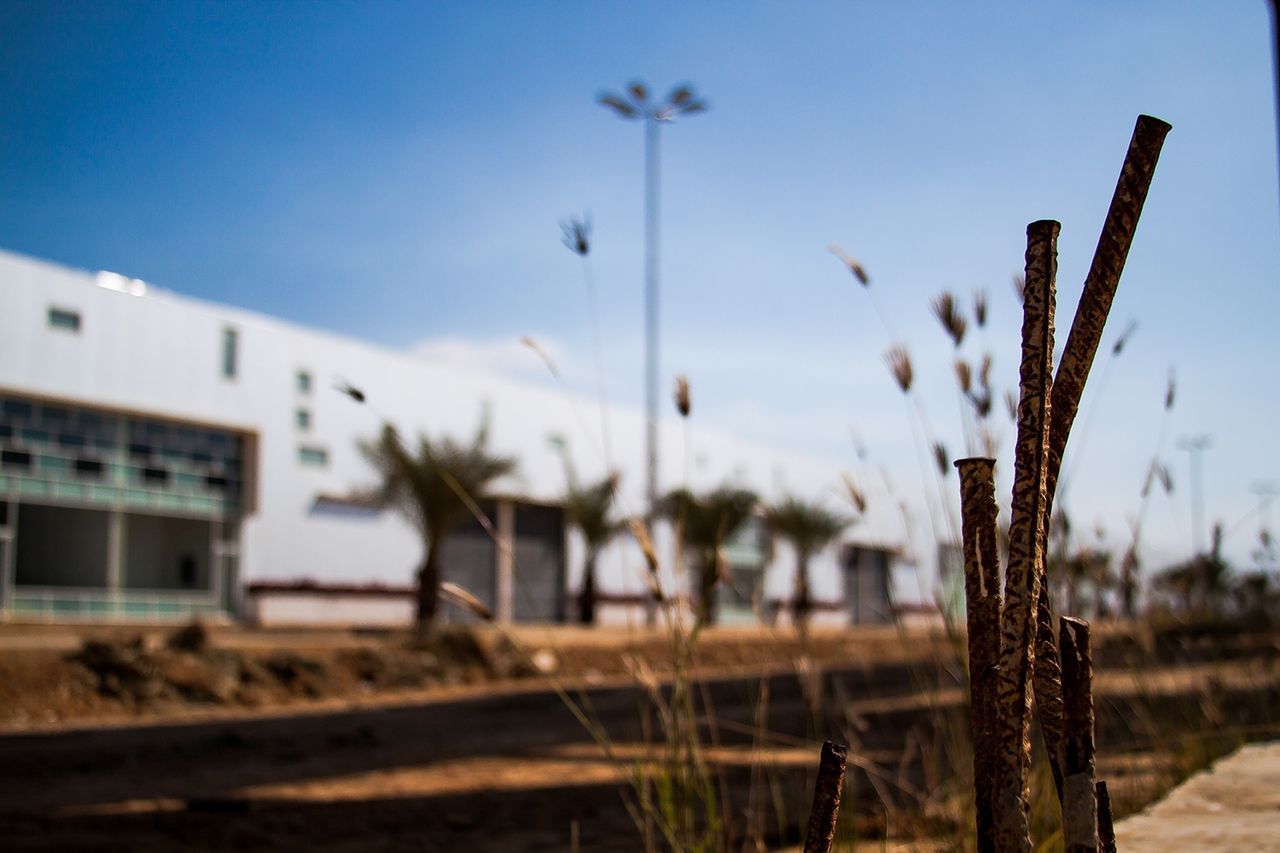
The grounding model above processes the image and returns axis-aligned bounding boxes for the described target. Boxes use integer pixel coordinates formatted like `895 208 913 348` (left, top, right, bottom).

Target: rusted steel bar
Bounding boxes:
1033 115 1172 810
802 740 848 853
991 219 1059 853
1060 617 1098 853
955 456 1002 853
1096 780 1117 853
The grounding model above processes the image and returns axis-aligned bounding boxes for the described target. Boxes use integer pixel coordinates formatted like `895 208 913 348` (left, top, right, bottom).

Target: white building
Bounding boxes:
0 249 902 626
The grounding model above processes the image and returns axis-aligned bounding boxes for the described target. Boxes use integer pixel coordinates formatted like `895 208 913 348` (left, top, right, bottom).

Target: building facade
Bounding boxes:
0 249 899 626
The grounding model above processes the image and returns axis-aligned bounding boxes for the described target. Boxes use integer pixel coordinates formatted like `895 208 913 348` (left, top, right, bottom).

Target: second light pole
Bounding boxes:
599 81 708 516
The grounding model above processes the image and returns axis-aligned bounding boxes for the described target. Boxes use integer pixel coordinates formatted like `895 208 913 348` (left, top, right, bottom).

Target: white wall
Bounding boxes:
0 249 902 612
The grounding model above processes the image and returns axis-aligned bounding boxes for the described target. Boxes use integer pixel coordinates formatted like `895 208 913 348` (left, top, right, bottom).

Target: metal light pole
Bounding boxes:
598 82 708 517
1177 434 1213 555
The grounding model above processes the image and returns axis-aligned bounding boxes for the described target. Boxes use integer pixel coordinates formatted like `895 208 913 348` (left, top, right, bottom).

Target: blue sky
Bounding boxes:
2 1 1278 571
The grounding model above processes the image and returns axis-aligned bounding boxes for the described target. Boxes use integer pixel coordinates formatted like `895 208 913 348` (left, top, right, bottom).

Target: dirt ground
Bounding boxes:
0 620 1276 850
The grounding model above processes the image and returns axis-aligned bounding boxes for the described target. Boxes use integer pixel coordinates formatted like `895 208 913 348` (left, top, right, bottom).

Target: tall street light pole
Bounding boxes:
1177 434 1213 555
598 82 708 518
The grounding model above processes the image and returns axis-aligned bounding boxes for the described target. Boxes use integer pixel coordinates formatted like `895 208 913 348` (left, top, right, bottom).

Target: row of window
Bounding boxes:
44 306 327 473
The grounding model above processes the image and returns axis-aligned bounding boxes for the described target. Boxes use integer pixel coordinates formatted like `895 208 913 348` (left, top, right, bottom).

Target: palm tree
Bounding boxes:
361 414 516 635
563 471 621 625
661 486 757 626
763 496 849 628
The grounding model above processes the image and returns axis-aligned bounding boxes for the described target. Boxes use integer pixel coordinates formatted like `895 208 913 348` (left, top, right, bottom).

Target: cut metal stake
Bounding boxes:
802 740 848 853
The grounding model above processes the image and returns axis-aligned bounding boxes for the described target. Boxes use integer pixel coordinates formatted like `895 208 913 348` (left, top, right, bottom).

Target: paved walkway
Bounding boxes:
1115 741 1280 852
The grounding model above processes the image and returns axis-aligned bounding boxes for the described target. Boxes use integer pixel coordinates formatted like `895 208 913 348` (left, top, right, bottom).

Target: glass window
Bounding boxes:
221 328 238 379
296 408 311 430
296 370 312 393
298 446 328 467
48 307 81 332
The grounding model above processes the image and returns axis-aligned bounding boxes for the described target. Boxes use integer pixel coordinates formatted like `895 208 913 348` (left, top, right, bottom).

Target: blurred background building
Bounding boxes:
0 249 902 627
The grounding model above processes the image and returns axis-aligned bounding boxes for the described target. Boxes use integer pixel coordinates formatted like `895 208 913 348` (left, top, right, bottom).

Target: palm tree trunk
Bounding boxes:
794 553 812 627
579 549 598 625
698 555 718 626
416 538 441 634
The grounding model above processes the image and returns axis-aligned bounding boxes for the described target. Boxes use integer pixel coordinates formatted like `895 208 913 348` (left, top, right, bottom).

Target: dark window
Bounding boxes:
205 474 229 490
298 446 328 467
179 555 197 587
141 466 169 484
221 328 238 378
1 449 33 470
192 451 213 465
48 307 81 332
296 408 311 430
297 370 312 393
0 424 11 440
58 432 86 449
1 400 33 419
42 406 69 424
74 458 104 478
128 442 152 459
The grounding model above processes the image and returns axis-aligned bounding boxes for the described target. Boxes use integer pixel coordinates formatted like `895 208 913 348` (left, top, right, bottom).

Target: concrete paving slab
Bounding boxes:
1115 740 1280 852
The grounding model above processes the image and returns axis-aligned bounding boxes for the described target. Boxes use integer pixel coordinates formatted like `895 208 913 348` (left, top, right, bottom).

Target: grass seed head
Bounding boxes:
827 244 870 286
954 359 973 393
1165 367 1177 411
673 375 691 418
973 288 989 328
884 344 913 393
1004 388 1018 421
560 215 591 256
1012 272 1026 305
932 441 950 477
1112 318 1138 356
931 291 968 347
841 472 868 514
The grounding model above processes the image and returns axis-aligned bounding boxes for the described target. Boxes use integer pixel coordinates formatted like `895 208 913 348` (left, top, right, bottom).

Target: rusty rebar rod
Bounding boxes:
955 456 1002 853
1032 114 1172 808
1060 617 1098 853
991 219 1059 853
802 740 848 853
1096 780 1117 853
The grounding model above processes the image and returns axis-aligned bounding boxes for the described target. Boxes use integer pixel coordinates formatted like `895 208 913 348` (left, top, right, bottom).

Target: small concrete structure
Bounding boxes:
1115 740 1280 852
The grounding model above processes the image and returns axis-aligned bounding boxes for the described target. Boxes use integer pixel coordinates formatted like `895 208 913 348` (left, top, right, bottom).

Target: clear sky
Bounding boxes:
2 2 1278 574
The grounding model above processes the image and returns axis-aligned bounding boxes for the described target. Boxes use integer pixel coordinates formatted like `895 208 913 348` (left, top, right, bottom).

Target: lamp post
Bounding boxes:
1177 434 1213 555
598 81 708 518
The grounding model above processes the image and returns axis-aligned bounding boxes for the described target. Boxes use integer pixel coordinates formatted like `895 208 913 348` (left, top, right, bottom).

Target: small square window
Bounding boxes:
298 446 328 467
296 408 311 430
48 307 81 332
296 371 312 394
221 328 238 379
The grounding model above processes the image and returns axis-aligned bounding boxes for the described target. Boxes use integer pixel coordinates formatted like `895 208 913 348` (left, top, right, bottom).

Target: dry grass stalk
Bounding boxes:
802 740 848 853
884 345 913 393
1095 781 1116 853
1032 115 1170 809
841 473 867 514
991 219 1059 852
438 581 494 621
955 456 1003 853
974 289 989 328
931 290 968 347
1060 617 1098 853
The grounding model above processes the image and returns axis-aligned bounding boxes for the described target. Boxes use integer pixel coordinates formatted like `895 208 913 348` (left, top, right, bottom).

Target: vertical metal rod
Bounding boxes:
992 219 1059 853
802 740 848 853
1060 617 1098 853
644 116 661 519
955 456 1002 853
1096 780 1117 853
1035 114 1172 807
